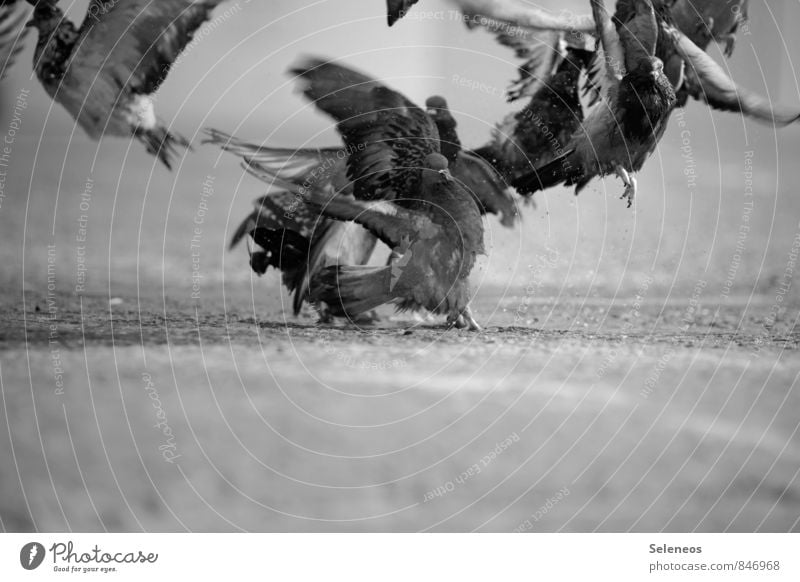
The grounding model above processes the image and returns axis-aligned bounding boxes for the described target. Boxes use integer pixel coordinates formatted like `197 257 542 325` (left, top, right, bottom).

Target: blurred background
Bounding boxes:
0 0 799 301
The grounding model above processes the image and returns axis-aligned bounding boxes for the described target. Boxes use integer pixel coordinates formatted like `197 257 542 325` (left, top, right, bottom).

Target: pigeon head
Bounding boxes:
639 57 665 80
424 153 454 183
425 96 455 126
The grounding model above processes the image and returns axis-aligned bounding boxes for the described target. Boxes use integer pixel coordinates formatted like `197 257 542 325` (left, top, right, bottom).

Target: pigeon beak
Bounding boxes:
426 108 438 116
439 168 454 183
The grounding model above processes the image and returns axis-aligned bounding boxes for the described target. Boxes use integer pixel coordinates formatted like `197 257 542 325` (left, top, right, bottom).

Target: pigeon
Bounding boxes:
206 69 514 316
290 58 485 329
204 134 379 317
424 96 518 226
306 153 485 330
386 0 419 26
513 0 677 206
459 0 799 127
23 0 226 169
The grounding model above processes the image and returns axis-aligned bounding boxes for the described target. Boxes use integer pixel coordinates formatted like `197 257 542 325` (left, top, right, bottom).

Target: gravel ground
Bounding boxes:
2 290 798 532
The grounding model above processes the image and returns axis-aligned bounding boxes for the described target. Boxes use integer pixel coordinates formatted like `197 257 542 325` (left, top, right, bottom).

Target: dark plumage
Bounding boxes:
670 0 749 56
289 58 485 328
514 0 677 207
206 63 515 317
425 96 518 227
386 0 419 26
307 153 485 330
204 136 379 316
0 0 28 79
25 0 226 169
473 47 594 185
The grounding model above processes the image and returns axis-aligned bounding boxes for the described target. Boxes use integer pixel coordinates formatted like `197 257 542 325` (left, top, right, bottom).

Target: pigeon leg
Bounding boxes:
446 313 466 329
462 305 482 332
614 164 637 208
315 303 334 324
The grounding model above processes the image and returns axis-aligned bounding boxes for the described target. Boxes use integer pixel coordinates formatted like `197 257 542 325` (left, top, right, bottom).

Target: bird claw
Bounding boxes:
614 165 636 208
620 182 636 208
453 306 482 332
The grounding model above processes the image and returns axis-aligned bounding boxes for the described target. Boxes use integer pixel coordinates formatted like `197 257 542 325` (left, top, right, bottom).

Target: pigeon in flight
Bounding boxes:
513 0 677 206
0 1 28 79
20 0 226 169
386 0 419 25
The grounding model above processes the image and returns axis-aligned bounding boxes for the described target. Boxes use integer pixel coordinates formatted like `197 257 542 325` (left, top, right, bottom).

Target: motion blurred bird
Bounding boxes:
19 0 226 169
458 0 799 127
220 169 378 318
386 0 419 25
513 0 677 206
306 152 485 330
0 1 28 79
670 0 749 56
472 46 595 185
289 58 484 328
207 65 514 317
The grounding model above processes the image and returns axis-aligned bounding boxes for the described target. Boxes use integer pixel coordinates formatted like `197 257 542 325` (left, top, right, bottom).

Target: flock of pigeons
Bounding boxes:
1 0 798 330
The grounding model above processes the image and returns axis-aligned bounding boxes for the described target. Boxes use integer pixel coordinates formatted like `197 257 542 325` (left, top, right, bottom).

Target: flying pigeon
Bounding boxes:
23 0 226 169
513 0 677 206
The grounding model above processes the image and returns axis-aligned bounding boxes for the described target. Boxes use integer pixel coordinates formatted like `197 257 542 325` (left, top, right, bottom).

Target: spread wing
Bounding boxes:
67 0 224 100
451 0 595 33
0 1 29 79
292 57 440 201
306 195 436 251
474 22 566 102
204 128 344 192
614 0 658 71
671 26 800 126
386 0 420 25
584 0 625 104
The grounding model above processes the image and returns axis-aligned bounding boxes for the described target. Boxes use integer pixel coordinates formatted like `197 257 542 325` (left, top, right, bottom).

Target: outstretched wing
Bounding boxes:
0 1 29 79
614 0 658 71
386 0 419 26
671 26 800 126
451 0 596 33
204 128 344 192
306 194 436 251
68 0 224 100
291 57 440 201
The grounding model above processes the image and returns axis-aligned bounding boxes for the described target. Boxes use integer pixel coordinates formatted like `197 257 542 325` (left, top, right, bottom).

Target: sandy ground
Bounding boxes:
2 289 799 532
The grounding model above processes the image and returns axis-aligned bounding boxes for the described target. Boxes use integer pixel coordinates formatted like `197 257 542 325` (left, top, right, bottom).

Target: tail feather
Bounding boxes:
203 128 338 190
136 125 191 170
513 149 577 196
309 265 393 317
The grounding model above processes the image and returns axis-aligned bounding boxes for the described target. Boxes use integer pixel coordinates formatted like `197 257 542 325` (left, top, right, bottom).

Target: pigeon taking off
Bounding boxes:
24 0 226 169
513 0 677 206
